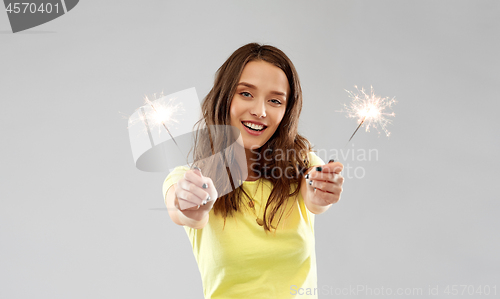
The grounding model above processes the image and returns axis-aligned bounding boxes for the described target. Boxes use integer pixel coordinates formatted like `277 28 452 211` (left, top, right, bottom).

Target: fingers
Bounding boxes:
309 179 343 194
313 187 342 204
186 170 216 205
175 169 212 210
318 161 344 174
185 169 210 189
306 162 344 184
307 172 344 185
305 161 344 199
175 194 199 210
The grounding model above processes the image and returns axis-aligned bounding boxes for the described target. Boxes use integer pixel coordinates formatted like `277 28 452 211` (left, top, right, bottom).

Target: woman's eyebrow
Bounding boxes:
237 82 287 98
270 90 287 98
237 82 257 89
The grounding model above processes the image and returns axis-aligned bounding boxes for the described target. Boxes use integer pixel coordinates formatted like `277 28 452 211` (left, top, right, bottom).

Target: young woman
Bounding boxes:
163 43 344 298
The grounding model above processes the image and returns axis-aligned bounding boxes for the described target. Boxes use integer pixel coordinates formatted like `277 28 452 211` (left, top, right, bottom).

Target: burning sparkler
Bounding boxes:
340 86 397 144
142 93 184 148
128 88 201 172
142 93 188 165
128 92 184 135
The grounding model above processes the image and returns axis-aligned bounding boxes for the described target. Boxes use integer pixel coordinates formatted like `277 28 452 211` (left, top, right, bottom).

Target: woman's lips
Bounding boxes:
241 121 266 136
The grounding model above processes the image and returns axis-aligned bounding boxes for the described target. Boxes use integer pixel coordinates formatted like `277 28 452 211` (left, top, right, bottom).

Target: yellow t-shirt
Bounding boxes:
162 152 325 299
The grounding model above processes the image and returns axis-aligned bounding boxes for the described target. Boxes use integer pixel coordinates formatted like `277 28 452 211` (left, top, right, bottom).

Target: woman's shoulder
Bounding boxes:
307 151 325 167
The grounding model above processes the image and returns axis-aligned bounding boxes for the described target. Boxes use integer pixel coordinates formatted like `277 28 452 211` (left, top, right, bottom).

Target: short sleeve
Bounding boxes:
307 151 325 168
162 166 190 205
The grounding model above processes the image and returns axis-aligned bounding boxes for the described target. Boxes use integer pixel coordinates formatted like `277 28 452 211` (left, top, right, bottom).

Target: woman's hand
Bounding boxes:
304 160 344 207
174 167 218 222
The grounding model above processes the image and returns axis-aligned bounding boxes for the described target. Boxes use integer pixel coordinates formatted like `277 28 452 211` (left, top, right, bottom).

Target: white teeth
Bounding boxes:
243 122 265 131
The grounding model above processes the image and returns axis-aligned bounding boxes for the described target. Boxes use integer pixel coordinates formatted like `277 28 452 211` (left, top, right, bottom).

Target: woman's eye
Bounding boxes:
241 92 252 97
270 99 282 105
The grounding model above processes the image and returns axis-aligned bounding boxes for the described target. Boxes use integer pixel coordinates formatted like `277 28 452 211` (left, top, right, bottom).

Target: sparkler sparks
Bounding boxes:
128 87 202 172
127 92 189 166
136 93 184 135
143 93 185 151
340 86 397 142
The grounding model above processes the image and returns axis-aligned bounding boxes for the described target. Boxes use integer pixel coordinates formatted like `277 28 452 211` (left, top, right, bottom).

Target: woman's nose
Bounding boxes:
250 99 266 118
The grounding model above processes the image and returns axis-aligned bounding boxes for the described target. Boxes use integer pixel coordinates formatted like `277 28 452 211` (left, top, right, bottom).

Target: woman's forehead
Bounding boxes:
238 61 290 96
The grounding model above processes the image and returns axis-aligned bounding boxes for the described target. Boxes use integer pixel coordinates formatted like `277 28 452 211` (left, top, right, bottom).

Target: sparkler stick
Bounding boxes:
347 113 368 143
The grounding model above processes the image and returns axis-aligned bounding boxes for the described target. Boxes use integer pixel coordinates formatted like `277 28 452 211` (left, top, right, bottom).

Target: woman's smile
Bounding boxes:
241 120 267 135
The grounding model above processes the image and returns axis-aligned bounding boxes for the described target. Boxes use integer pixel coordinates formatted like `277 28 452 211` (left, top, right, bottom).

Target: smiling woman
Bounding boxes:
162 43 345 298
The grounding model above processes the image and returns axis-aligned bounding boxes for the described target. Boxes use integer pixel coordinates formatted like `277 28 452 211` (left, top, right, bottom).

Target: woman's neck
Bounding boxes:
245 148 260 181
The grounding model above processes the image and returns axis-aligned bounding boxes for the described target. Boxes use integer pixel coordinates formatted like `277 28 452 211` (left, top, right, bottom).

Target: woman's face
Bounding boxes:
230 60 290 151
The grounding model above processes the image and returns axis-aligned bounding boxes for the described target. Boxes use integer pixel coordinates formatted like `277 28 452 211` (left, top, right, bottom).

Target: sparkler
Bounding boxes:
341 86 397 144
145 93 190 165
128 93 183 132
128 91 192 167
141 93 184 150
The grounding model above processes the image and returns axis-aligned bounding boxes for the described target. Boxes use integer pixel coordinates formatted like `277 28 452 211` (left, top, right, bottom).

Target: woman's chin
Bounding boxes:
243 143 263 151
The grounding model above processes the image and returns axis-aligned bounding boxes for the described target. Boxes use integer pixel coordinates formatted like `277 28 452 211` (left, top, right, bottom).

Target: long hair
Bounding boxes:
191 43 312 233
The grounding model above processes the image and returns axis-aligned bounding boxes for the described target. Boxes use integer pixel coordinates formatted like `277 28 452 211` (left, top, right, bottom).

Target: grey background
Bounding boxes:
1 0 499 298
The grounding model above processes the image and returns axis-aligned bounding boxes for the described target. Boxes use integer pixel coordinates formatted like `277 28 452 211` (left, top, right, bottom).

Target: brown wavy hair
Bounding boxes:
191 43 312 233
